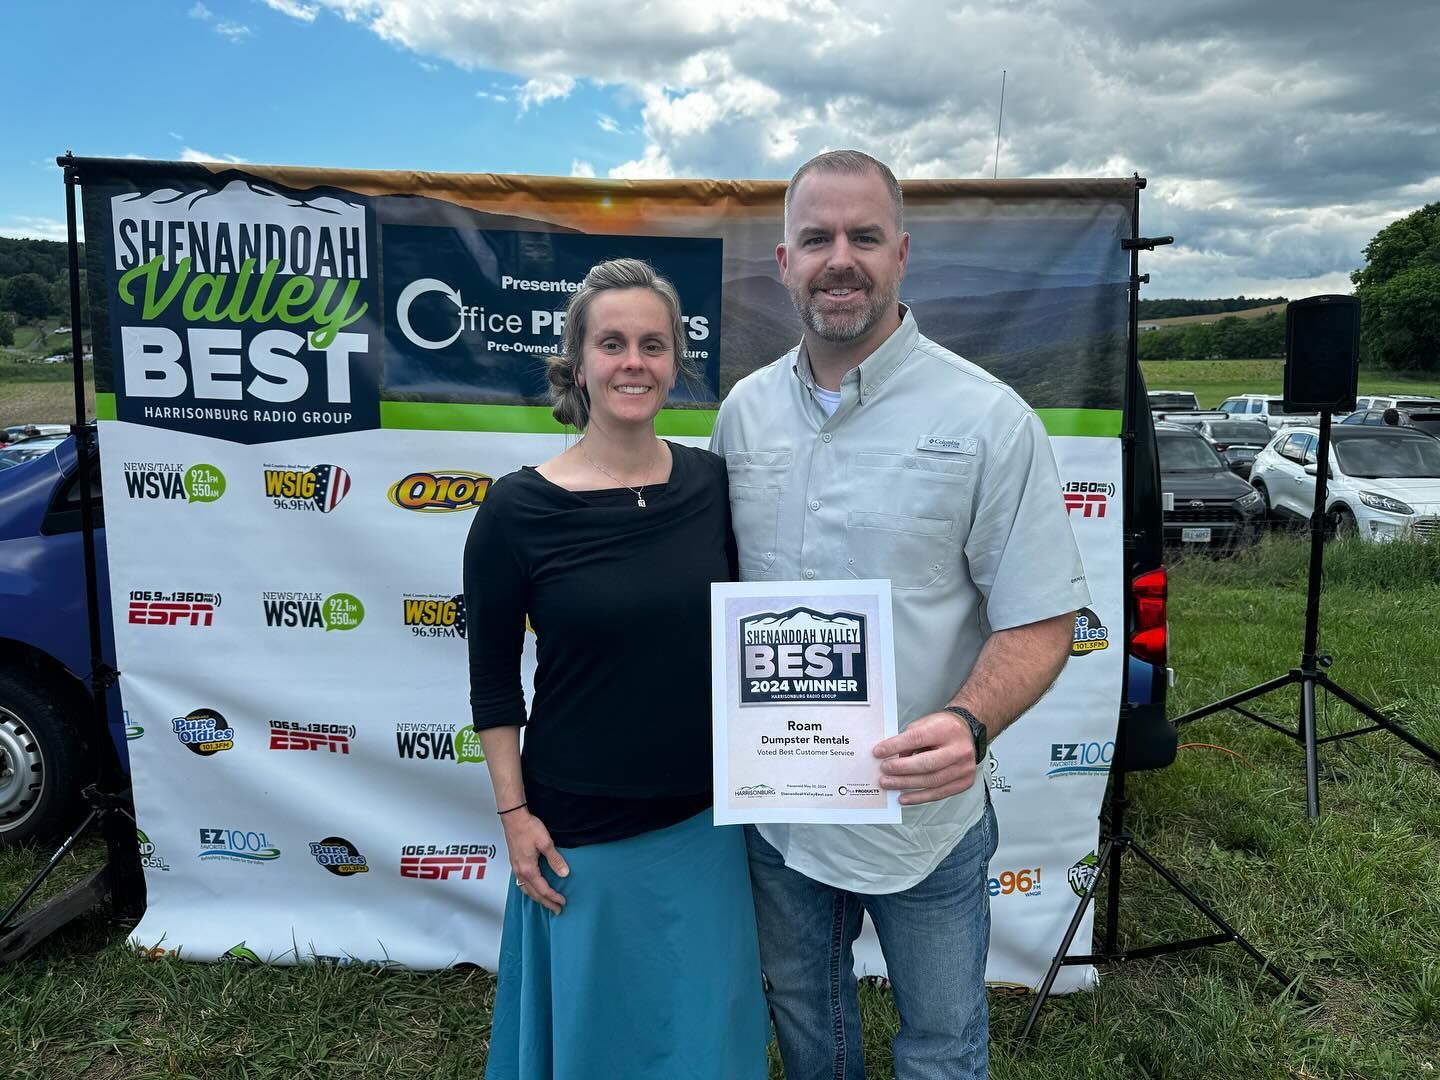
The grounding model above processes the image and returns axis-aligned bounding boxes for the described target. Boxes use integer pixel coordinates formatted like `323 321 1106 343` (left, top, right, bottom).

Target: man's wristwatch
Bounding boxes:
943 705 989 764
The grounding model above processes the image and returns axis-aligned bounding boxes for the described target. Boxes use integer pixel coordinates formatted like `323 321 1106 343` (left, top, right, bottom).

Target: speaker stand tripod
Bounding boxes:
1173 411 1440 819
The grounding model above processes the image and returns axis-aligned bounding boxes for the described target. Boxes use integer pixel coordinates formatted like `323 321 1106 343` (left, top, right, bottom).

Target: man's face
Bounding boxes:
778 169 909 345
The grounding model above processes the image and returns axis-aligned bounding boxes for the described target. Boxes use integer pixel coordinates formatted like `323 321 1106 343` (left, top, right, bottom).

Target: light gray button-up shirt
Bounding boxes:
712 308 1091 893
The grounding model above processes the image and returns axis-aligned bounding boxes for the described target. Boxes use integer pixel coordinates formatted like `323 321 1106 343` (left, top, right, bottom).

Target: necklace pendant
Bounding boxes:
637 494 647 508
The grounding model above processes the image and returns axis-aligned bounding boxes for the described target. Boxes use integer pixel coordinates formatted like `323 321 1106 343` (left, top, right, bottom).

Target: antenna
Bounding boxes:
993 69 1006 179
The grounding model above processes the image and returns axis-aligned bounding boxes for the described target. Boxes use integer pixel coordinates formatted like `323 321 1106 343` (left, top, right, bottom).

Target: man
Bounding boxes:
711 150 1089 1079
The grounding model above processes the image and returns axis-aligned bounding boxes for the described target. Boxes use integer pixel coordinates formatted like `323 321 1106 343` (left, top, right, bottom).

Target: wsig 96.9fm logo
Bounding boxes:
263 463 351 512
402 594 466 639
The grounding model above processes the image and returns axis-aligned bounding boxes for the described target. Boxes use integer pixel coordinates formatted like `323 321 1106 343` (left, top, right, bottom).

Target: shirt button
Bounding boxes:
804 569 816 579
822 432 833 443
765 552 774 560
809 499 821 511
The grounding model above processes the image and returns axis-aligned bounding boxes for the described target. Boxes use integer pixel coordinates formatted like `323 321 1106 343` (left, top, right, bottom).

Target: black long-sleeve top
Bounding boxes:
463 441 735 845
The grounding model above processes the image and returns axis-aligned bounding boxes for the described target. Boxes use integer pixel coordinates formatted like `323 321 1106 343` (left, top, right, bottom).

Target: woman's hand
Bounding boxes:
501 809 570 914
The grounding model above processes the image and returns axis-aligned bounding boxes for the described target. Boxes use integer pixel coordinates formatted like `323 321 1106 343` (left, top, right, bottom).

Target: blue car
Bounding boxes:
0 436 128 845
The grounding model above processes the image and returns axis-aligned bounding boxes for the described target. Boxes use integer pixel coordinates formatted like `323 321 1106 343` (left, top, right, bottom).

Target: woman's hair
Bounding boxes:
545 258 696 430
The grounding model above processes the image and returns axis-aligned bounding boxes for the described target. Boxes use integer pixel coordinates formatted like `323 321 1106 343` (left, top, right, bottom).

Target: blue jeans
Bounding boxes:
745 800 999 1080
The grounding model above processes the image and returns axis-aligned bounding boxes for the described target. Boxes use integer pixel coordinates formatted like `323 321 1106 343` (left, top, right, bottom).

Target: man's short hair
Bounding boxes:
784 150 904 237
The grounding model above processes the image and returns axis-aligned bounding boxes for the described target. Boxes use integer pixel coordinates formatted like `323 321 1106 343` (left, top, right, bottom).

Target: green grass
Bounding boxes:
1142 359 1440 410
3 543 1440 1078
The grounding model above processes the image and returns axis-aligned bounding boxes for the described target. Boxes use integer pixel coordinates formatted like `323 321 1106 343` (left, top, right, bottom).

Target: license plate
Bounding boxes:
1182 527 1212 543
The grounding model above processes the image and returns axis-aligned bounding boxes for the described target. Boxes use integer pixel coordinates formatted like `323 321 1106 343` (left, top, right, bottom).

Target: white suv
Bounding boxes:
1248 425 1440 541
1216 394 1318 433
1353 393 1440 412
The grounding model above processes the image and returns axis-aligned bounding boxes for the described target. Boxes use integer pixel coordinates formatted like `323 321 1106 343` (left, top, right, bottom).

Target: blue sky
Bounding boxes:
3 0 1436 300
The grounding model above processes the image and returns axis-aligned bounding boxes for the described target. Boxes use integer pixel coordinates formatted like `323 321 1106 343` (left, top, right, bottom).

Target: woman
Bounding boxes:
464 258 769 1079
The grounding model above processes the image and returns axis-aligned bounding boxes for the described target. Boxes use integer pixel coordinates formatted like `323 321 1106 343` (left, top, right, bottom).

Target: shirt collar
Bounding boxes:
792 305 918 405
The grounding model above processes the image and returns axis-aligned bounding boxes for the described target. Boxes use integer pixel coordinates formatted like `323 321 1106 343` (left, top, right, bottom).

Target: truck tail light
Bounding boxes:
1129 567 1168 666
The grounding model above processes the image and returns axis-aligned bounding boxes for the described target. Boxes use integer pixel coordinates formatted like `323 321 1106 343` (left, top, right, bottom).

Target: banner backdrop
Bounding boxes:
82 160 1133 992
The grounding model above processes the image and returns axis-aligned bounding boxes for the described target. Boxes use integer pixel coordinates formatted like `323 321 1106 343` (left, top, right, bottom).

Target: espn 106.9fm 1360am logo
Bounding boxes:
1061 479 1114 520
387 470 491 513
128 589 221 627
270 720 354 754
402 594 466 639
261 590 364 631
122 461 226 502
400 842 496 881
263 463 351 512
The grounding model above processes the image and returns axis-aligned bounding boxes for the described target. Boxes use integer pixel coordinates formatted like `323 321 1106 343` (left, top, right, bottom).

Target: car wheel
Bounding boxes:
1252 480 1274 523
0 668 81 847
1332 506 1359 540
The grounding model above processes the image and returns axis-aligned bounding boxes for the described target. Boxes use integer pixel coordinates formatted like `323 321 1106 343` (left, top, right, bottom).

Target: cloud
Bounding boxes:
518 74 576 112
188 2 212 19
570 159 596 178
261 0 320 20
597 114 621 134
180 147 250 164
215 20 253 41
301 0 1440 295
476 90 508 103
0 216 70 243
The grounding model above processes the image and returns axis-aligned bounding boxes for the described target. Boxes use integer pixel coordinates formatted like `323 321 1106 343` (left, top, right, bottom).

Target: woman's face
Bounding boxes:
578 287 677 432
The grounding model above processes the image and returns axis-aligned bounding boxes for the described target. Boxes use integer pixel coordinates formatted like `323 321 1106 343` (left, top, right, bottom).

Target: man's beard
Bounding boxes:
791 271 898 344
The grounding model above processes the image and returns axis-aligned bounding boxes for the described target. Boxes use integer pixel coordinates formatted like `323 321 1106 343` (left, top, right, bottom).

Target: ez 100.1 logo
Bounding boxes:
122 461 226 502
128 590 221 627
262 591 364 631
197 827 281 865
1047 740 1115 778
400 842 496 881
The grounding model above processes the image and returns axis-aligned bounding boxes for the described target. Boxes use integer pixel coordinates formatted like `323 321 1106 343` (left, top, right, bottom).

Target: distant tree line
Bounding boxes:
0 237 85 330
1137 296 1285 320
1137 312 1285 360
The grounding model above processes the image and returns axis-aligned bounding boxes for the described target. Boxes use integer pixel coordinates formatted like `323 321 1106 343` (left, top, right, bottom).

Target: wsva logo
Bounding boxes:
123 462 226 502
262 591 365 631
395 723 485 764
1047 740 1114 778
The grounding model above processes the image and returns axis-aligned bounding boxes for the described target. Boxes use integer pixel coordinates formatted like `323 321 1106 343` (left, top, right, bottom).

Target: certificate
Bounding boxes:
711 580 901 825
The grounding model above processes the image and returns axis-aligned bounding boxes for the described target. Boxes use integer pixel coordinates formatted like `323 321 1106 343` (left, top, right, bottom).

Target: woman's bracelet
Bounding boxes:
496 801 528 816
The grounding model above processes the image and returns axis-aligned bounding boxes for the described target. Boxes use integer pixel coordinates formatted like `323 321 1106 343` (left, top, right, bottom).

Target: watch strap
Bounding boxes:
943 705 988 763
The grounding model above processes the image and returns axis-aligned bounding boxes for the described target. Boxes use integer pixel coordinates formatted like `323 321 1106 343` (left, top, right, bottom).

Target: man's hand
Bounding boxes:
872 712 978 806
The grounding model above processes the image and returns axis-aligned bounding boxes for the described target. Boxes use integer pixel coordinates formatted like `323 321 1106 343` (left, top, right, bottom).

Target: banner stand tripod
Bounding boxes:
0 153 145 961
1018 214 1307 1045
1172 411 1440 819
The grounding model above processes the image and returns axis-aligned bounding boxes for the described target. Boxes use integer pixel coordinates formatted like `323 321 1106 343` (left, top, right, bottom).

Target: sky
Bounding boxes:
2 0 1436 299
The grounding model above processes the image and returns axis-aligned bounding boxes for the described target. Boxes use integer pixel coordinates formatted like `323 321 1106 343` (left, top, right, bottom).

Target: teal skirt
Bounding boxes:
484 808 770 1080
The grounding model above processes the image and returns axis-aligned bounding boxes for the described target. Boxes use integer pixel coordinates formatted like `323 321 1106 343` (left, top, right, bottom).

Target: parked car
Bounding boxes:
1248 425 1440 541
0 436 68 469
0 437 124 846
1148 389 1200 413
1215 394 1319 434
1340 408 1440 438
1155 422 1266 552
1353 394 1440 412
1185 418 1274 478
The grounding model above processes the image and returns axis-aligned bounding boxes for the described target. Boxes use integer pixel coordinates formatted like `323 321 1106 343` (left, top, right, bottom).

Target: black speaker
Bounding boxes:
1284 294 1360 412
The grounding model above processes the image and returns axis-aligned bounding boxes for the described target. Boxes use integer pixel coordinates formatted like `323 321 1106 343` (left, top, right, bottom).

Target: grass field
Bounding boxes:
2 536 1438 1078
1146 303 1289 328
1142 359 1440 410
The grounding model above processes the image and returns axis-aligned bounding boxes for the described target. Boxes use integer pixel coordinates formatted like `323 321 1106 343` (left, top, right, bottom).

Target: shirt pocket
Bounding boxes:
726 450 791 578
844 510 956 590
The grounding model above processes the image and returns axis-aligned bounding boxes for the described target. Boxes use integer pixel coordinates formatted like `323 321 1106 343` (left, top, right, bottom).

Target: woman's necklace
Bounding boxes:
580 437 658 507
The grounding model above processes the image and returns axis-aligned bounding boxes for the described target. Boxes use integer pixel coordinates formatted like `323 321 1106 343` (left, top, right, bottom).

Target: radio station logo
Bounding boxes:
1047 740 1115 778
197 826 281 864
394 722 486 764
122 461 226 503
124 709 144 741
387 471 492 513
269 721 353 754
137 829 171 872
1071 608 1110 656
171 708 235 756
128 590 220 627
1062 480 1114 519
988 866 1043 898
986 755 1012 795
402 594 467 639
261 591 365 631
1068 851 1102 897
399 842 495 881
223 943 263 964
263 464 351 512
739 607 868 705
309 836 370 876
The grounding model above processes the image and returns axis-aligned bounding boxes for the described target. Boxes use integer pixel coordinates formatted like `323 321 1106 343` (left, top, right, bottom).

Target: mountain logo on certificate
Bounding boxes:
738 607 869 706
